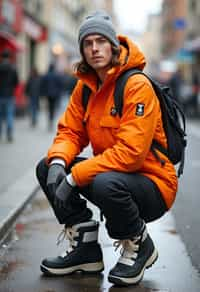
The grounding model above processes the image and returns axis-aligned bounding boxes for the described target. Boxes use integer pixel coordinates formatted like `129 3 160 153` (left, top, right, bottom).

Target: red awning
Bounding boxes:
0 31 24 52
23 15 48 42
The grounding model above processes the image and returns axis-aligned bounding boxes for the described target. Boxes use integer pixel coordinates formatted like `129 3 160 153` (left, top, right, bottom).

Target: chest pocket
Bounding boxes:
87 114 120 153
100 115 120 137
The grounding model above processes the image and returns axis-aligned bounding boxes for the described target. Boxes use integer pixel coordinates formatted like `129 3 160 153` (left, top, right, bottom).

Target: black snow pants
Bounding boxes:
36 157 167 239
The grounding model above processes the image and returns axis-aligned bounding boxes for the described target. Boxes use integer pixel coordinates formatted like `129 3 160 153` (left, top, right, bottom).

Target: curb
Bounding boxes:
0 168 40 244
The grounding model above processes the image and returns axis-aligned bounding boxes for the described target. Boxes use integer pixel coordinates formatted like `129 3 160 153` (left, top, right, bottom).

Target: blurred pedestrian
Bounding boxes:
63 69 77 97
58 68 77 111
0 49 19 142
40 64 64 130
183 66 199 117
191 67 199 116
168 67 183 106
25 67 41 127
36 11 177 286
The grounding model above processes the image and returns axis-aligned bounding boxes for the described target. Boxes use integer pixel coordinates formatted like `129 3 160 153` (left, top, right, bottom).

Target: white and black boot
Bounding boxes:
40 220 104 275
108 224 158 286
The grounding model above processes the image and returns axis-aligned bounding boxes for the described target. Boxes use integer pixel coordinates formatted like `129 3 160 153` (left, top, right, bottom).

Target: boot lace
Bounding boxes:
113 237 140 266
56 227 78 258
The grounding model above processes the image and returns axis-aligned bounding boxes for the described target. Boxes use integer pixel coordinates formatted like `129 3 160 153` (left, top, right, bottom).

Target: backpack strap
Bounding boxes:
114 68 143 117
82 85 92 110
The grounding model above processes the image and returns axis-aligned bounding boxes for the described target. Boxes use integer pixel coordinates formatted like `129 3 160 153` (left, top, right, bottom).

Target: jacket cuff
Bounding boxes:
50 158 66 168
66 173 77 186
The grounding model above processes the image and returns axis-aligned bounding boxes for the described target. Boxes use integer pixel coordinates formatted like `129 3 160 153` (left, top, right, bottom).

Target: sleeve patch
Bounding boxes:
135 103 145 116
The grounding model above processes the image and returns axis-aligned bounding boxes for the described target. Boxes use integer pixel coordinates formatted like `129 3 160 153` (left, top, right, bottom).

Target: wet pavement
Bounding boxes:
0 190 200 292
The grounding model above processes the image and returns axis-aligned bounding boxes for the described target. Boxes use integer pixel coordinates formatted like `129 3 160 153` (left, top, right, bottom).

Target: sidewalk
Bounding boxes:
0 110 55 243
0 114 200 291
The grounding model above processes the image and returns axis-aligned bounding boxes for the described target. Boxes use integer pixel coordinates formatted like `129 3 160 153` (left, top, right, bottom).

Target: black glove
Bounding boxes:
54 177 76 208
47 164 66 197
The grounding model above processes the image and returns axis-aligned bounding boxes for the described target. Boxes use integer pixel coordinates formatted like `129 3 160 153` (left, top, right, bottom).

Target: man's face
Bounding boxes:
82 34 113 72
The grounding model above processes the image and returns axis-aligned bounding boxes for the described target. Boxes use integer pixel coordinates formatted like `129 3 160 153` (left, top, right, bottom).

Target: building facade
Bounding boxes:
161 0 187 59
140 13 162 76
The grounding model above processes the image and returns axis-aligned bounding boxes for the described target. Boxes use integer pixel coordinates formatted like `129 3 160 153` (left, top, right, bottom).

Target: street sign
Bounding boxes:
173 18 186 30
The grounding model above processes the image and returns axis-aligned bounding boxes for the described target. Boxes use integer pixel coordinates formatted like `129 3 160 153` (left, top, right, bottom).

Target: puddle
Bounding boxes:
0 259 25 280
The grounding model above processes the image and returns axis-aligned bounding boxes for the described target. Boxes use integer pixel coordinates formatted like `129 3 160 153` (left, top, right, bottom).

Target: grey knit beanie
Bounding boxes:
78 11 119 50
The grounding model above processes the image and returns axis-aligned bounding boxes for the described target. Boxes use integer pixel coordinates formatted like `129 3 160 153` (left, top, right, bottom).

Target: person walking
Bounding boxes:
40 64 64 130
36 11 178 286
183 66 200 117
25 67 41 127
0 49 19 142
168 67 183 106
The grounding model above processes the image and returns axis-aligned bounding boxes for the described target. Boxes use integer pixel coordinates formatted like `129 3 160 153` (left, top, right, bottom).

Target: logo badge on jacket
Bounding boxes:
110 107 117 116
135 103 145 116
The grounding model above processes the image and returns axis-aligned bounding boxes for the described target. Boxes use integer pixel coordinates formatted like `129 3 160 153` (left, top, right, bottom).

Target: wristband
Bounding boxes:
66 173 76 187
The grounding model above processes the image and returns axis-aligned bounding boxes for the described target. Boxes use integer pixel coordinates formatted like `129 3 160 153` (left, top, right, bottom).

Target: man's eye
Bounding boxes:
98 38 107 43
83 41 91 47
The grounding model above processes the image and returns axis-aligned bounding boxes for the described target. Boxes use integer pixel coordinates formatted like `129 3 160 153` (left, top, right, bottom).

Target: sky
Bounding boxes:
114 0 162 33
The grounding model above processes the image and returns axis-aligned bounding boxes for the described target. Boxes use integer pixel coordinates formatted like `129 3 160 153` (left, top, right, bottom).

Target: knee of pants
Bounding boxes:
36 157 48 185
92 172 121 207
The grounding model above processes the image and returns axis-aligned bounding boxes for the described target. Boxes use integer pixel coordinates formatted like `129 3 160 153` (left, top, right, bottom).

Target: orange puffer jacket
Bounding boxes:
47 35 178 209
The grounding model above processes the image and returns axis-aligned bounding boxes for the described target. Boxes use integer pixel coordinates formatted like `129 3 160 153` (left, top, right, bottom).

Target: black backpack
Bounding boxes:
82 68 187 177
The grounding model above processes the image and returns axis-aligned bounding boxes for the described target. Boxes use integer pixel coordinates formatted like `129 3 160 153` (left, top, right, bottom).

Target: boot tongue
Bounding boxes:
60 250 70 258
118 241 139 266
59 228 78 258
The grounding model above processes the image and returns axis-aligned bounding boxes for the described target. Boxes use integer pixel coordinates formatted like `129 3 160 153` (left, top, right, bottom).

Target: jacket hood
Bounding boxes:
75 34 146 90
117 35 146 72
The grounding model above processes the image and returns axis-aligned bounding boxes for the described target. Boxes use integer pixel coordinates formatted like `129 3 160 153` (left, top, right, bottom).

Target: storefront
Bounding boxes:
0 0 23 56
0 0 26 114
0 30 23 56
23 12 47 70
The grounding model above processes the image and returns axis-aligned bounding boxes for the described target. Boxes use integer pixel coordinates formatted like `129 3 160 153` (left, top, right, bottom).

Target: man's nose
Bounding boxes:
92 41 98 51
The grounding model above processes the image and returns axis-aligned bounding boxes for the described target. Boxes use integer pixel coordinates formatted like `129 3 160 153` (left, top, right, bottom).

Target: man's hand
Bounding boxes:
54 177 76 208
47 164 66 197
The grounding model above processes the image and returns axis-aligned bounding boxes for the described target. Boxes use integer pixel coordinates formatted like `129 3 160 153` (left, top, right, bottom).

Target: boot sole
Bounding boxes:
40 261 104 276
108 249 158 286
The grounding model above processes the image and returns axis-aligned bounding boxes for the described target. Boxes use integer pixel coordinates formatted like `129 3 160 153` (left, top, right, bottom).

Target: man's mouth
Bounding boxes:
92 56 103 60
